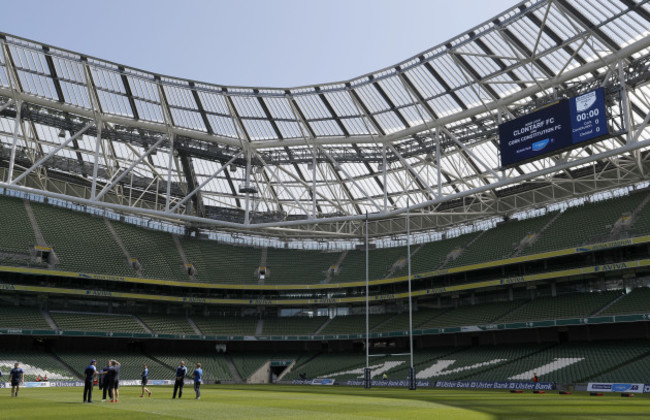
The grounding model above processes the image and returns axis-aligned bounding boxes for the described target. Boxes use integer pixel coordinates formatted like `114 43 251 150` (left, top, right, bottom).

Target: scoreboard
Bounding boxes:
498 88 608 167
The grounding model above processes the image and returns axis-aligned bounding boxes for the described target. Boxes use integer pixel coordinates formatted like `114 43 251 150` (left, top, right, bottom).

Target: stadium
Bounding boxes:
2 0 650 418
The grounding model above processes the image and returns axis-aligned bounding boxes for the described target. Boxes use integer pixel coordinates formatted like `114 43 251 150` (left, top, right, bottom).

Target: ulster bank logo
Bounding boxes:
532 138 550 151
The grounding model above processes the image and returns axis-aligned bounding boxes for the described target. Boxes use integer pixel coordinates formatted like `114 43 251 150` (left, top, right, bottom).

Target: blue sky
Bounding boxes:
0 0 518 88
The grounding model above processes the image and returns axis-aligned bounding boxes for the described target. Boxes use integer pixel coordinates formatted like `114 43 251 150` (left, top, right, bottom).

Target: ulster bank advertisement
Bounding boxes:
499 88 608 167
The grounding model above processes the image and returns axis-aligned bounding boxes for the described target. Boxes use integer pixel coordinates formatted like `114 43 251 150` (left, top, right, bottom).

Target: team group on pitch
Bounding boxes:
0 359 203 402
83 359 203 403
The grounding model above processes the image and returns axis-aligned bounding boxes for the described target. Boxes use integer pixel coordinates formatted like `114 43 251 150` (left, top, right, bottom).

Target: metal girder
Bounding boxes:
93 135 164 201
1 0 650 239
168 152 241 214
11 121 93 185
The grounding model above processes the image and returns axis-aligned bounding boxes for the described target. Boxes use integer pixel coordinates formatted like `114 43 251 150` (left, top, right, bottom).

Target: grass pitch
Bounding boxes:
3 384 650 419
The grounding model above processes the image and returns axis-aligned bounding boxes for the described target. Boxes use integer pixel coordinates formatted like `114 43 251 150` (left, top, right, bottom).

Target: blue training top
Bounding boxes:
193 368 203 383
84 365 96 381
10 368 23 382
176 365 187 379
142 368 149 380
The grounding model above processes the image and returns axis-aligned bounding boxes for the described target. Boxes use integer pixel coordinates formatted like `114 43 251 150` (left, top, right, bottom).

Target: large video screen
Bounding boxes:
498 88 608 167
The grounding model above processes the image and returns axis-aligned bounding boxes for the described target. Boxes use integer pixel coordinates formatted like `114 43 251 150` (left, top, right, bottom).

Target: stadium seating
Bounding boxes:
264 247 340 284
0 195 36 262
471 341 650 384
49 311 147 333
319 313 396 335
0 303 52 330
599 287 650 316
372 307 449 332
54 351 171 381
31 202 133 276
137 314 196 335
591 348 650 383
2 192 650 287
282 353 368 381
178 236 261 284
0 350 77 381
413 345 544 381
521 193 647 255
496 291 619 323
447 214 558 268
396 232 480 276
418 301 525 329
229 352 304 381
191 315 258 336
260 316 328 336
148 352 233 382
110 221 187 281
335 247 409 283
628 197 650 235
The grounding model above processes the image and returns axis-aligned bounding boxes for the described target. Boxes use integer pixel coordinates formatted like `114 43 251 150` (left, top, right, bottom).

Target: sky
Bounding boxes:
0 0 519 88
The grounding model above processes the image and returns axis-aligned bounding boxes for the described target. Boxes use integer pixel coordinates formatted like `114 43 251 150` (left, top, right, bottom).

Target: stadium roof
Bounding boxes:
1 0 650 239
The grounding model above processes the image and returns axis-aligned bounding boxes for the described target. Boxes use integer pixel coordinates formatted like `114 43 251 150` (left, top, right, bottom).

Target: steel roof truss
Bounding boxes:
11 120 92 185
93 134 164 201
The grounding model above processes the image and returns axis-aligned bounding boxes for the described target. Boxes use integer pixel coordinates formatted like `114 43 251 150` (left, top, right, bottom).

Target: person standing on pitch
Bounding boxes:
10 362 24 398
99 360 110 402
83 359 97 403
140 363 152 398
105 360 117 402
193 362 203 400
172 360 187 399
111 360 121 402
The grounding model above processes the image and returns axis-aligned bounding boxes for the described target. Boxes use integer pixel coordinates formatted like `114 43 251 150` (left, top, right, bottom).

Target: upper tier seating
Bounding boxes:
0 196 36 263
110 221 187 281
1 191 649 286
447 212 558 268
521 192 647 255
335 246 411 283
31 202 132 276
395 232 480 277
178 237 261 284
264 247 340 285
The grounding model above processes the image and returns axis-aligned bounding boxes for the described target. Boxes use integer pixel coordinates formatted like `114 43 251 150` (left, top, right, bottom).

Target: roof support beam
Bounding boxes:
11 121 93 185
168 152 241 214
190 82 214 135
6 99 22 183
118 67 140 120
556 0 621 54
93 135 164 201
4 134 650 231
255 152 310 216
42 46 65 103
387 143 437 200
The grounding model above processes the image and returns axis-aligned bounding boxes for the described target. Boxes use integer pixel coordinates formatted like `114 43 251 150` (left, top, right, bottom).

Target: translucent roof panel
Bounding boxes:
1 0 649 236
